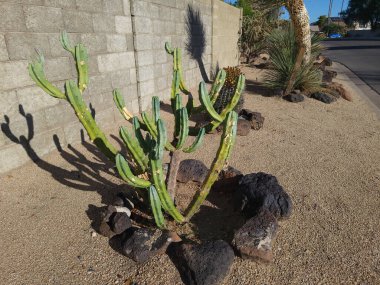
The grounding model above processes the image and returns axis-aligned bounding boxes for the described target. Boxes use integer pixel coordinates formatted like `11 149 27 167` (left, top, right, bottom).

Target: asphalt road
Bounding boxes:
322 39 380 95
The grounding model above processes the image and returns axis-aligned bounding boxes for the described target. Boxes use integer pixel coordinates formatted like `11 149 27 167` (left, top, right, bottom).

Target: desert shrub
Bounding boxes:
263 25 324 93
322 23 346 35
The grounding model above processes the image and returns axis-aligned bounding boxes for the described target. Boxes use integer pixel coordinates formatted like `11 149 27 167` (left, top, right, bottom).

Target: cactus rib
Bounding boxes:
176 107 189 149
116 154 151 188
113 89 134 121
149 186 166 229
75 44 89 93
185 111 238 220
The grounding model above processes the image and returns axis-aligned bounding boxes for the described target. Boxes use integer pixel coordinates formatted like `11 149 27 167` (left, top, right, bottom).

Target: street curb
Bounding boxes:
330 61 380 120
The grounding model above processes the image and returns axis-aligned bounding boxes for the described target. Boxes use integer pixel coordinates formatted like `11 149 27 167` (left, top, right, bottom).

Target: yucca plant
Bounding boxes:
263 24 323 93
28 32 244 229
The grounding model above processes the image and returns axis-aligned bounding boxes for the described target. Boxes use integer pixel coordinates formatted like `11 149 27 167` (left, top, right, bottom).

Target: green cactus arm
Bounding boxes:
116 154 151 188
183 127 205 153
207 75 245 132
149 158 185 222
165 42 174 55
113 89 134 121
210 69 227 104
75 44 89 93
60 31 75 55
176 107 189 149
170 70 181 105
199 82 223 122
185 111 238 220
65 80 118 161
28 54 66 100
119 126 149 172
152 96 160 123
149 185 166 229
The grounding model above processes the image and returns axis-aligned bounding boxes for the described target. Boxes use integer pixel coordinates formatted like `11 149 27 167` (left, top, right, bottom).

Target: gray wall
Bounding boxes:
0 0 241 174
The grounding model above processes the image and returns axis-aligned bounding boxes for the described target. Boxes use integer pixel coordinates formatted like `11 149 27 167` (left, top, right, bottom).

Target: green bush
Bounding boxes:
264 25 324 93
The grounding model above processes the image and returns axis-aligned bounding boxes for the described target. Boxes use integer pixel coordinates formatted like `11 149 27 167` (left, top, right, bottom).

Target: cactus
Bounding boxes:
28 33 240 229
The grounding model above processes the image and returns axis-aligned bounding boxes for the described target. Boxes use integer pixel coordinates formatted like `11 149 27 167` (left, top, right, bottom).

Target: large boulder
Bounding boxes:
232 209 278 262
168 240 235 285
235 172 292 219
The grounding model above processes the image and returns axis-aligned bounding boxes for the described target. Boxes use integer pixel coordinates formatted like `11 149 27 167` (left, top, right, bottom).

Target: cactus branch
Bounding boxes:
116 154 151 188
65 80 118 161
185 111 238 220
149 185 166 229
183 127 205 153
199 82 223 122
113 89 134 121
210 69 227 104
75 44 89 93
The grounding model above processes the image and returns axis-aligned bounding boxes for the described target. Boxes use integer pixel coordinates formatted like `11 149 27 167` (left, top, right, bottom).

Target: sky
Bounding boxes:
224 0 349 23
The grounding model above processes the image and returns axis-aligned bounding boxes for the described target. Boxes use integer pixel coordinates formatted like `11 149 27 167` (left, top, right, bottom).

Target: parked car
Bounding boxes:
329 33 342 38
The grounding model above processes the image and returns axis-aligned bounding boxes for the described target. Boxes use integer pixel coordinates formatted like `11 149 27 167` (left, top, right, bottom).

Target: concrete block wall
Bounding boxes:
131 0 213 111
0 0 241 174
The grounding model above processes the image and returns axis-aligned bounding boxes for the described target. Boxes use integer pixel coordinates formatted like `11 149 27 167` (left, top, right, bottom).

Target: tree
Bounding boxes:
341 0 380 31
316 15 328 28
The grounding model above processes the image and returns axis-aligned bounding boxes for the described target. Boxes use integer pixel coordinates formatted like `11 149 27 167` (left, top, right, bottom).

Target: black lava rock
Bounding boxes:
177 159 208 184
235 172 292 219
168 240 235 285
239 109 265 130
283 93 304 103
232 209 278 262
99 205 132 237
322 70 337 83
121 228 174 263
237 118 251 136
213 166 243 193
311 92 336 104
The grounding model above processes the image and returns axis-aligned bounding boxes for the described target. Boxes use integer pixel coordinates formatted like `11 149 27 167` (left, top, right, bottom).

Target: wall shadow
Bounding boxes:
1 104 128 206
185 5 210 83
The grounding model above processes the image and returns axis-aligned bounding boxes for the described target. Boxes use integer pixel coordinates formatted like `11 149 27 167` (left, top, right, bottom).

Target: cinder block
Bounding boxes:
139 80 154 95
0 35 8 61
44 0 76 8
152 20 162 35
0 144 30 174
0 3 26 31
129 68 137 84
123 0 131 15
80 33 107 55
107 34 127 52
110 69 130 89
136 50 154 66
44 57 73 82
24 6 64 32
130 1 149 17
63 10 93 33
161 62 171 76
97 51 135 73
134 34 152 51
76 0 103 13
63 120 83 145
159 6 171 19
121 83 138 101
156 76 167 91
153 64 162 78
115 16 133 34
155 50 167 64
126 34 134 51
134 17 152 34
93 14 116 33
6 33 50 61
137 65 154 82
86 73 113 96
104 0 124 15
29 127 67 158
0 61 33 90
139 95 153 111
44 103 77 129
0 90 19 118
17 86 60 113
87 54 100 75
95 107 116 131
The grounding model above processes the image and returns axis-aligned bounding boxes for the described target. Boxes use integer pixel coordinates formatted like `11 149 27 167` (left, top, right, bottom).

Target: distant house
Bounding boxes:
329 17 346 27
310 25 320 33
352 21 371 30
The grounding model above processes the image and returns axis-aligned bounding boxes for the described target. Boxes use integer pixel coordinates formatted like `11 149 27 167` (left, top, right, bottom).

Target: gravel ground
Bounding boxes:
0 65 379 285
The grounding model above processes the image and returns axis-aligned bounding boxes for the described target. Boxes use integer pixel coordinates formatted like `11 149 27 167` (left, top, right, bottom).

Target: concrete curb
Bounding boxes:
330 61 380 120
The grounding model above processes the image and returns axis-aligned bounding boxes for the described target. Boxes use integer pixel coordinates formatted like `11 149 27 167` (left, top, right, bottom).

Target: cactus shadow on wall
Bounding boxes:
185 5 210 83
0 105 127 205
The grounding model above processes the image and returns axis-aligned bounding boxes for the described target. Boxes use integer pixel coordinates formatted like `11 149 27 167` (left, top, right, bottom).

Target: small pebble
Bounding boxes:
91 231 97 238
